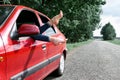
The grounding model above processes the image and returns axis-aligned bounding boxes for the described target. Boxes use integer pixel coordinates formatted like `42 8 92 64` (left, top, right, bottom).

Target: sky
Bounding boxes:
93 0 120 37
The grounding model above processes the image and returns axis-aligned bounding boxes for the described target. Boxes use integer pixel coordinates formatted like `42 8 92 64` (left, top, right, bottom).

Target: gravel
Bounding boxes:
45 40 120 80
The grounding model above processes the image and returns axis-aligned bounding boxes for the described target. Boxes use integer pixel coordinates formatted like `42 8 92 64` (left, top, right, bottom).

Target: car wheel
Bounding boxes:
55 54 65 76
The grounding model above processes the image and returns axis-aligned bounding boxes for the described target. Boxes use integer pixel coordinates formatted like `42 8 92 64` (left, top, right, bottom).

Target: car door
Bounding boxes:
4 10 47 80
38 14 65 74
44 26 65 73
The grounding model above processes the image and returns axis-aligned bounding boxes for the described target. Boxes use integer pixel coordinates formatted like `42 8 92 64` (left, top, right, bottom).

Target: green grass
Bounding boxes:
67 40 93 51
108 39 120 45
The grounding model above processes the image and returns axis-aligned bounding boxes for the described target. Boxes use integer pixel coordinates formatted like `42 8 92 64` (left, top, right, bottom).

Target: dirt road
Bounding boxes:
45 40 120 80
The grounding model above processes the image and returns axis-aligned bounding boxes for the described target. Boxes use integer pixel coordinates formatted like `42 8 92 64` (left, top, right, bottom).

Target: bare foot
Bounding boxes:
49 37 65 45
59 10 63 19
51 10 63 25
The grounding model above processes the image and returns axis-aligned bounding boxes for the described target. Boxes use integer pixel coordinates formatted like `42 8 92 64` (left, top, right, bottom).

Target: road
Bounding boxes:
45 40 120 80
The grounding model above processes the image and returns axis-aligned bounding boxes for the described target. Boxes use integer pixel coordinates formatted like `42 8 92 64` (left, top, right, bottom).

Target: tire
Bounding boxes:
54 54 65 76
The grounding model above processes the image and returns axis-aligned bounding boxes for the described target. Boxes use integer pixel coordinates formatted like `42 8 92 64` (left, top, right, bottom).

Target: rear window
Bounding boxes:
0 6 15 26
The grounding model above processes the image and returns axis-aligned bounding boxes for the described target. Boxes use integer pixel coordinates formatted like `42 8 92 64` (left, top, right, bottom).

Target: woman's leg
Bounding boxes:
40 10 63 33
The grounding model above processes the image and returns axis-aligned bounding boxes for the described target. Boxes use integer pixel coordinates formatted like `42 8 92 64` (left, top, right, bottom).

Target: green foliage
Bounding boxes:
67 40 93 51
38 0 105 42
9 0 105 43
108 39 120 45
101 22 116 40
0 0 11 4
10 0 42 9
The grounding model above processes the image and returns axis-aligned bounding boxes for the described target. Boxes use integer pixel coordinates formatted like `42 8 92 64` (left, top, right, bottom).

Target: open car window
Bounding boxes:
10 10 40 40
17 10 40 28
39 14 49 23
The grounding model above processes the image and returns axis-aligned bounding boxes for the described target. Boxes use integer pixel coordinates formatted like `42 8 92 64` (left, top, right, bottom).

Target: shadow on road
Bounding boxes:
43 74 59 80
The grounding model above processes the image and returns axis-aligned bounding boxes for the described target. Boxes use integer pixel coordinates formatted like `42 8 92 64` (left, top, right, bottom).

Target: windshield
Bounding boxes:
0 6 15 26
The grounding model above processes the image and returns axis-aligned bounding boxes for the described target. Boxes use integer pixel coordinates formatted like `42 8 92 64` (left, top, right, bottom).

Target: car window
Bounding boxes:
44 27 56 36
39 14 49 23
0 6 15 26
38 14 56 36
17 10 40 29
10 10 40 40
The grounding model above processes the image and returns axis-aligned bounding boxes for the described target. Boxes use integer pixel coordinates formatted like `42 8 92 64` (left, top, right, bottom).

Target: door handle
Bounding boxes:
42 44 46 50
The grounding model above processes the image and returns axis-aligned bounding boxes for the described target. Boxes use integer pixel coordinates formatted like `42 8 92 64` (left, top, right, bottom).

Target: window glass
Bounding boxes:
0 6 15 26
44 27 56 36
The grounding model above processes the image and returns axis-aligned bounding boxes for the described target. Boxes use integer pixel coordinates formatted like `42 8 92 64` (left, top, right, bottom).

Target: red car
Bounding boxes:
0 5 67 80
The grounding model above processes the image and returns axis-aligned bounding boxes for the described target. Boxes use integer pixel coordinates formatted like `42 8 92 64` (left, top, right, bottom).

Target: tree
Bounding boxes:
10 0 43 9
101 22 116 40
0 0 11 4
38 0 105 42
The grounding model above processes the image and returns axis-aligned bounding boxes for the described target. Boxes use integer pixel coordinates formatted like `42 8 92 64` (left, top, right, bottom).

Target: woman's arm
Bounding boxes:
31 34 50 42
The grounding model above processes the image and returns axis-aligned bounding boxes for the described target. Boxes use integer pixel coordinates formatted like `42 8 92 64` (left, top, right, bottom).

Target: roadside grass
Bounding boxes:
108 39 120 45
67 40 93 51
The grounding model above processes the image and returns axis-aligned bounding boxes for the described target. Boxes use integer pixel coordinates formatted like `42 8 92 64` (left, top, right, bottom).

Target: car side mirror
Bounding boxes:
18 24 40 36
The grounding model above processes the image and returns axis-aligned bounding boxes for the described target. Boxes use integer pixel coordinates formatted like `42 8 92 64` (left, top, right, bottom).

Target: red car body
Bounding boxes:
0 5 67 80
